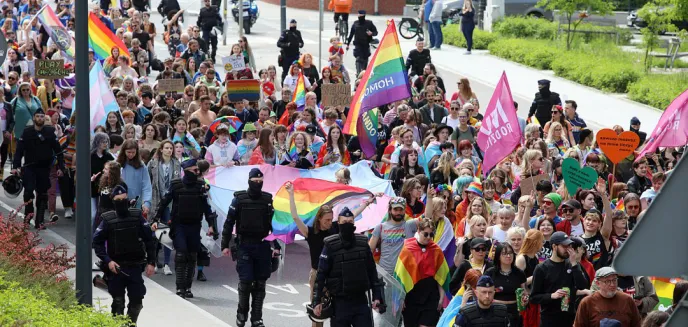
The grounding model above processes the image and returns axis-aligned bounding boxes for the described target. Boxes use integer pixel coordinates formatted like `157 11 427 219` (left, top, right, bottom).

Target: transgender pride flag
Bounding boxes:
88 61 121 132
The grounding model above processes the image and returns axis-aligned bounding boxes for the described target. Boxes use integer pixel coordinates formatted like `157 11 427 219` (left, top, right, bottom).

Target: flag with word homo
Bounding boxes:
477 72 522 177
637 88 688 160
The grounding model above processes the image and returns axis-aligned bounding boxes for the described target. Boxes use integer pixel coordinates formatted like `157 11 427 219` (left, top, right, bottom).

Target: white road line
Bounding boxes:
223 284 239 294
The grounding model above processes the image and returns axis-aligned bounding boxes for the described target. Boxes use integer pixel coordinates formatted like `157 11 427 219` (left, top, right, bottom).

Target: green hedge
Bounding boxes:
441 26 498 50
492 16 633 45
487 38 558 70
628 73 688 109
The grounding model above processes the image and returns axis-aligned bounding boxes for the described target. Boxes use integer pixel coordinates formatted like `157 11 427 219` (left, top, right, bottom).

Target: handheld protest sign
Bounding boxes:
321 84 352 107
35 59 70 79
562 158 598 196
226 79 260 102
157 79 185 93
596 128 640 164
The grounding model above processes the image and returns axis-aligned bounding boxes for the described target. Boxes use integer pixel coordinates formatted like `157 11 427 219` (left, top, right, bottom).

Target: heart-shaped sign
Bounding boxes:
562 158 598 196
596 129 640 164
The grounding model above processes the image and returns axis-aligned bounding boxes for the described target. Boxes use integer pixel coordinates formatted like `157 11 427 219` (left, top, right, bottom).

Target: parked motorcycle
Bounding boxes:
231 0 259 35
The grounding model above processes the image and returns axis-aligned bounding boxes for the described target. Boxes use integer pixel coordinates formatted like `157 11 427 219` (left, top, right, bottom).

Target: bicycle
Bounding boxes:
336 16 348 41
399 6 423 40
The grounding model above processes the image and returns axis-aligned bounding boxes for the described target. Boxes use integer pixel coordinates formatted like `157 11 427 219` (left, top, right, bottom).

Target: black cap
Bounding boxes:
339 207 354 218
358 10 366 15
470 237 487 249
290 19 297 24
476 275 494 288
571 236 585 249
537 79 551 85
578 129 593 144
181 158 198 169
433 124 453 139
249 168 263 179
112 184 128 197
630 117 641 125
33 108 45 116
550 231 573 246
305 124 317 135
561 199 582 210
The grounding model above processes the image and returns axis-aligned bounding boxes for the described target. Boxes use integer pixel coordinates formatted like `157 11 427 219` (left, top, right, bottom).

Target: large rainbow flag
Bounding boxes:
343 19 411 136
88 12 130 61
226 79 261 102
35 5 76 61
393 238 452 306
651 277 682 311
271 178 373 243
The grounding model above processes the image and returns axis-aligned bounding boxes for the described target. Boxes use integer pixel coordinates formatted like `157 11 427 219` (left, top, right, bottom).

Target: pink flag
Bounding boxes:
636 89 688 161
477 72 522 177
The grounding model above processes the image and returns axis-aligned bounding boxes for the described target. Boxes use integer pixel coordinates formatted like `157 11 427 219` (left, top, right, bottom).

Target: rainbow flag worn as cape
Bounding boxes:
88 12 130 61
343 20 411 136
651 277 682 311
292 73 307 110
36 5 76 61
393 238 452 306
271 178 373 243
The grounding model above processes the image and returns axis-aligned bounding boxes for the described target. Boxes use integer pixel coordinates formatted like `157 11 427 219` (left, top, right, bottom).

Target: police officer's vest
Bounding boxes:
323 234 371 298
458 303 509 327
353 20 373 46
235 190 273 239
102 209 146 264
171 180 206 224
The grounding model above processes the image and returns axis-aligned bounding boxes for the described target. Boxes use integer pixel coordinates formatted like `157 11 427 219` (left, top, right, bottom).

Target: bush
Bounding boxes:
487 38 559 70
493 16 558 40
628 73 688 109
441 26 498 50
0 276 128 326
551 51 642 93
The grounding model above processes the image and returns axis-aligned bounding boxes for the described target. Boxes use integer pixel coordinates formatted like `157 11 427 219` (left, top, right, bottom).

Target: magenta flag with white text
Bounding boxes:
477 72 522 177
637 89 688 161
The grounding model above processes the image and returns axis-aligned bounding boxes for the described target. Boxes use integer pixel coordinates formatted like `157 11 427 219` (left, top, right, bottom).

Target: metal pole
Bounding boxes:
280 0 286 32
319 0 323 71
238 0 244 37
223 0 228 45
75 0 92 306
374 0 379 15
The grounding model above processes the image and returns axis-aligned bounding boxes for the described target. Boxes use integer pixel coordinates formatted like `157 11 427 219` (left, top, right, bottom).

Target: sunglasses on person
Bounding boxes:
551 110 561 114
473 247 487 252
562 207 575 213
421 232 435 238
451 107 460 110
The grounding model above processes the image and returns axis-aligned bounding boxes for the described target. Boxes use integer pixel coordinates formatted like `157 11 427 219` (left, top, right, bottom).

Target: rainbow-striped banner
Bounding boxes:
88 61 120 132
292 73 306 110
35 5 76 61
343 19 411 136
651 277 682 311
88 12 130 61
226 79 260 102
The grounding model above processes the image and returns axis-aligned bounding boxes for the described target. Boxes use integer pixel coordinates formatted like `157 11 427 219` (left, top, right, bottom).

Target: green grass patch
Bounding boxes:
441 26 498 50
628 73 688 109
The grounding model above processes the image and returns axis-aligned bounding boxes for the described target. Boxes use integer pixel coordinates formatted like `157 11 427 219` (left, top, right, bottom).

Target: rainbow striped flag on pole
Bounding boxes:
292 73 307 110
88 12 130 60
88 61 121 132
343 20 411 137
35 5 76 61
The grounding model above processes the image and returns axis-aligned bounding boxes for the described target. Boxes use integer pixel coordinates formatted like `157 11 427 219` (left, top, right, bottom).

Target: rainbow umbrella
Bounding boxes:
209 116 243 134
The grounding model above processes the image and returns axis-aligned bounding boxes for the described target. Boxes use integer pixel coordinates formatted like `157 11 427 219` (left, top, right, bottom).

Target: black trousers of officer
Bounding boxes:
22 166 50 226
331 295 374 327
236 240 272 324
353 46 370 76
172 222 202 291
109 264 146 323
202 29 219 62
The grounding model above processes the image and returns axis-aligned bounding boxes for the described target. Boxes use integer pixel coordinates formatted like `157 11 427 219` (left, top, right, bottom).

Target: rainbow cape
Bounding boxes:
36 5 76 61
393 238 451 306
343 19 411 136
651 277 682 311
292 73 307 110
88 12 130 61
271 178 373 243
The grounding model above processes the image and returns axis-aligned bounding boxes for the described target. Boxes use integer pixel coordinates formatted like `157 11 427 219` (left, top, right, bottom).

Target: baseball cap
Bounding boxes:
339 207 354 218
470 237 487 249
389 197 406 209
550 231 573 246
561 199 582 210
305 124 317 135
595 266 618 279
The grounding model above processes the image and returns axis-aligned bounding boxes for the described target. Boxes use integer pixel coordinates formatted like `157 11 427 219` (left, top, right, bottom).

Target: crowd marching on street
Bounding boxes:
0 0 686 326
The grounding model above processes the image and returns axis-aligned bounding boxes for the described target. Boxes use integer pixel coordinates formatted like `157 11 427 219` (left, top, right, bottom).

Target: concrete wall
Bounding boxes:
261 0 407 16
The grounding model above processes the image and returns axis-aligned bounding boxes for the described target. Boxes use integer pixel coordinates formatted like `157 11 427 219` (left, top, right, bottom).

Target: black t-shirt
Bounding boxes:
306 226 335 270
485 267 527 302
582 232 611 270
618 275 636 296
133 30 151 50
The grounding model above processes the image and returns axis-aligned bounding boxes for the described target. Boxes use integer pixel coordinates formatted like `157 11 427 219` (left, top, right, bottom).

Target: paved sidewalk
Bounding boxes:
39 227 232 327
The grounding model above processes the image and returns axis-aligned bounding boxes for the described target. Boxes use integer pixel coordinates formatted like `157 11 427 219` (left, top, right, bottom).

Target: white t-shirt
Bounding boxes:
570 221 584 238
442 116 460 130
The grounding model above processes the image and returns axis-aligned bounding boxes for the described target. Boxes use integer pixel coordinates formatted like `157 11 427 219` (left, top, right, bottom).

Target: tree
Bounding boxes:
637 0 680 71
537 0 615 50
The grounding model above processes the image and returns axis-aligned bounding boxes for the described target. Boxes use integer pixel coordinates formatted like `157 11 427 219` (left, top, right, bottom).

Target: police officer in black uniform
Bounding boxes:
312 207 386 327
455 276 510 327
197 0 223 62
528 79 562 129
93 184 157 325
277 19 305 81
11 108 65 229
346 10 378 76
221 168 281 327
153 158 216 298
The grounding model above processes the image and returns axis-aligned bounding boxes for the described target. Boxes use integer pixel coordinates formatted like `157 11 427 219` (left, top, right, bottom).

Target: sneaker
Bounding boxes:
184 289 194 298
163 264 173 275
176 289 186 298
64 208 73 219
464 50 472 55
197 270 207 281
50 212 59 223
251 320 265 327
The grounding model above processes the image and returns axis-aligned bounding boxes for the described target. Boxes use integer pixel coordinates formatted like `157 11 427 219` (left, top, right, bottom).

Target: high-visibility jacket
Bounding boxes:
328 0 352 13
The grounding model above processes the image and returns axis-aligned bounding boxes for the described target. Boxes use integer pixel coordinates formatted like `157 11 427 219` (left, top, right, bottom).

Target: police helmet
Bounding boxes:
154 223 175 250
306 297 333 323
2 175 23 198
271 255 280 273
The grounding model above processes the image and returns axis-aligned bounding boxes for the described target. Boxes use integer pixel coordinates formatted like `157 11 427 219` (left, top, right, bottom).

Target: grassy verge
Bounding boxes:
628 73 688 109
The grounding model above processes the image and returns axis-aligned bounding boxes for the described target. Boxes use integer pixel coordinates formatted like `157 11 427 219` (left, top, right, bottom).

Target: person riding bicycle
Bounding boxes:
328 0 352 36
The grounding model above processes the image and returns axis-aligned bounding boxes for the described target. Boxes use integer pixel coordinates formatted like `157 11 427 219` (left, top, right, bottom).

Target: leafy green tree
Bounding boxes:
637 0 680 71
537 0 615 50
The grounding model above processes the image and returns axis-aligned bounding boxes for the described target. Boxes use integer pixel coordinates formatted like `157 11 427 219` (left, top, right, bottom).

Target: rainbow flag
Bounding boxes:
288 137 298 161
35 5 76 61
357 108 379 158
613 198 625 211
271 178 373 243
88 12 130 61
437 289 465 327
88 61 120 133
651 277 682 311
343 20 411 136
226 80 261 102
393 238 451 306
291 73 307 110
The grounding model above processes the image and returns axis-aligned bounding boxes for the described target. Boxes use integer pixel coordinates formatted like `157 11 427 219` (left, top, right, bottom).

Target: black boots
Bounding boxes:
175 252 188 298
111 297 126 316
127 302 143 326
197 270 207 281
34 194 48 229
250 280 267 326
185 252 197 298
236 281 253 327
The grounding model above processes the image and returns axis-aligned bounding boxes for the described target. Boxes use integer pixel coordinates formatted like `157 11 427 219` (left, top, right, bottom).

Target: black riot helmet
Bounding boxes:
3 175 23 198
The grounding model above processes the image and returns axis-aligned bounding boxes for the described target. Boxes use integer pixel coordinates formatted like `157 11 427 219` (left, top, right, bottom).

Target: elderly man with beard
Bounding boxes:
369 197 419 275
530 232 589 327
456 275 509 326
574 267 642 327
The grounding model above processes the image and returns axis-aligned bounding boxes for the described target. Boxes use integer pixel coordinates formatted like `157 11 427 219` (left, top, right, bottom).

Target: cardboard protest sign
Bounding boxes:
35 59 70 79
321 84 351 107
226 79 260 102
562 158 597 196
157 79 185 93
113 18 127 30
520 174 549 197
596 128 640 164
222 54 246 72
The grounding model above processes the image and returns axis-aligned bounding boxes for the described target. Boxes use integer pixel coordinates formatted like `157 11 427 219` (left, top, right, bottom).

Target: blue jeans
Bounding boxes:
430 21 443 48
427 20 435 47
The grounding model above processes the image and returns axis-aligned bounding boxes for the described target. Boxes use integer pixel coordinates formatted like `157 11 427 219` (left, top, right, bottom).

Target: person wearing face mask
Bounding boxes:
221 168 281 327
277 19 305 81
312 206 386 327
527 79 561 129
629 117 647 147
345 10 378 75
92 184 156 325
152 158 217 299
